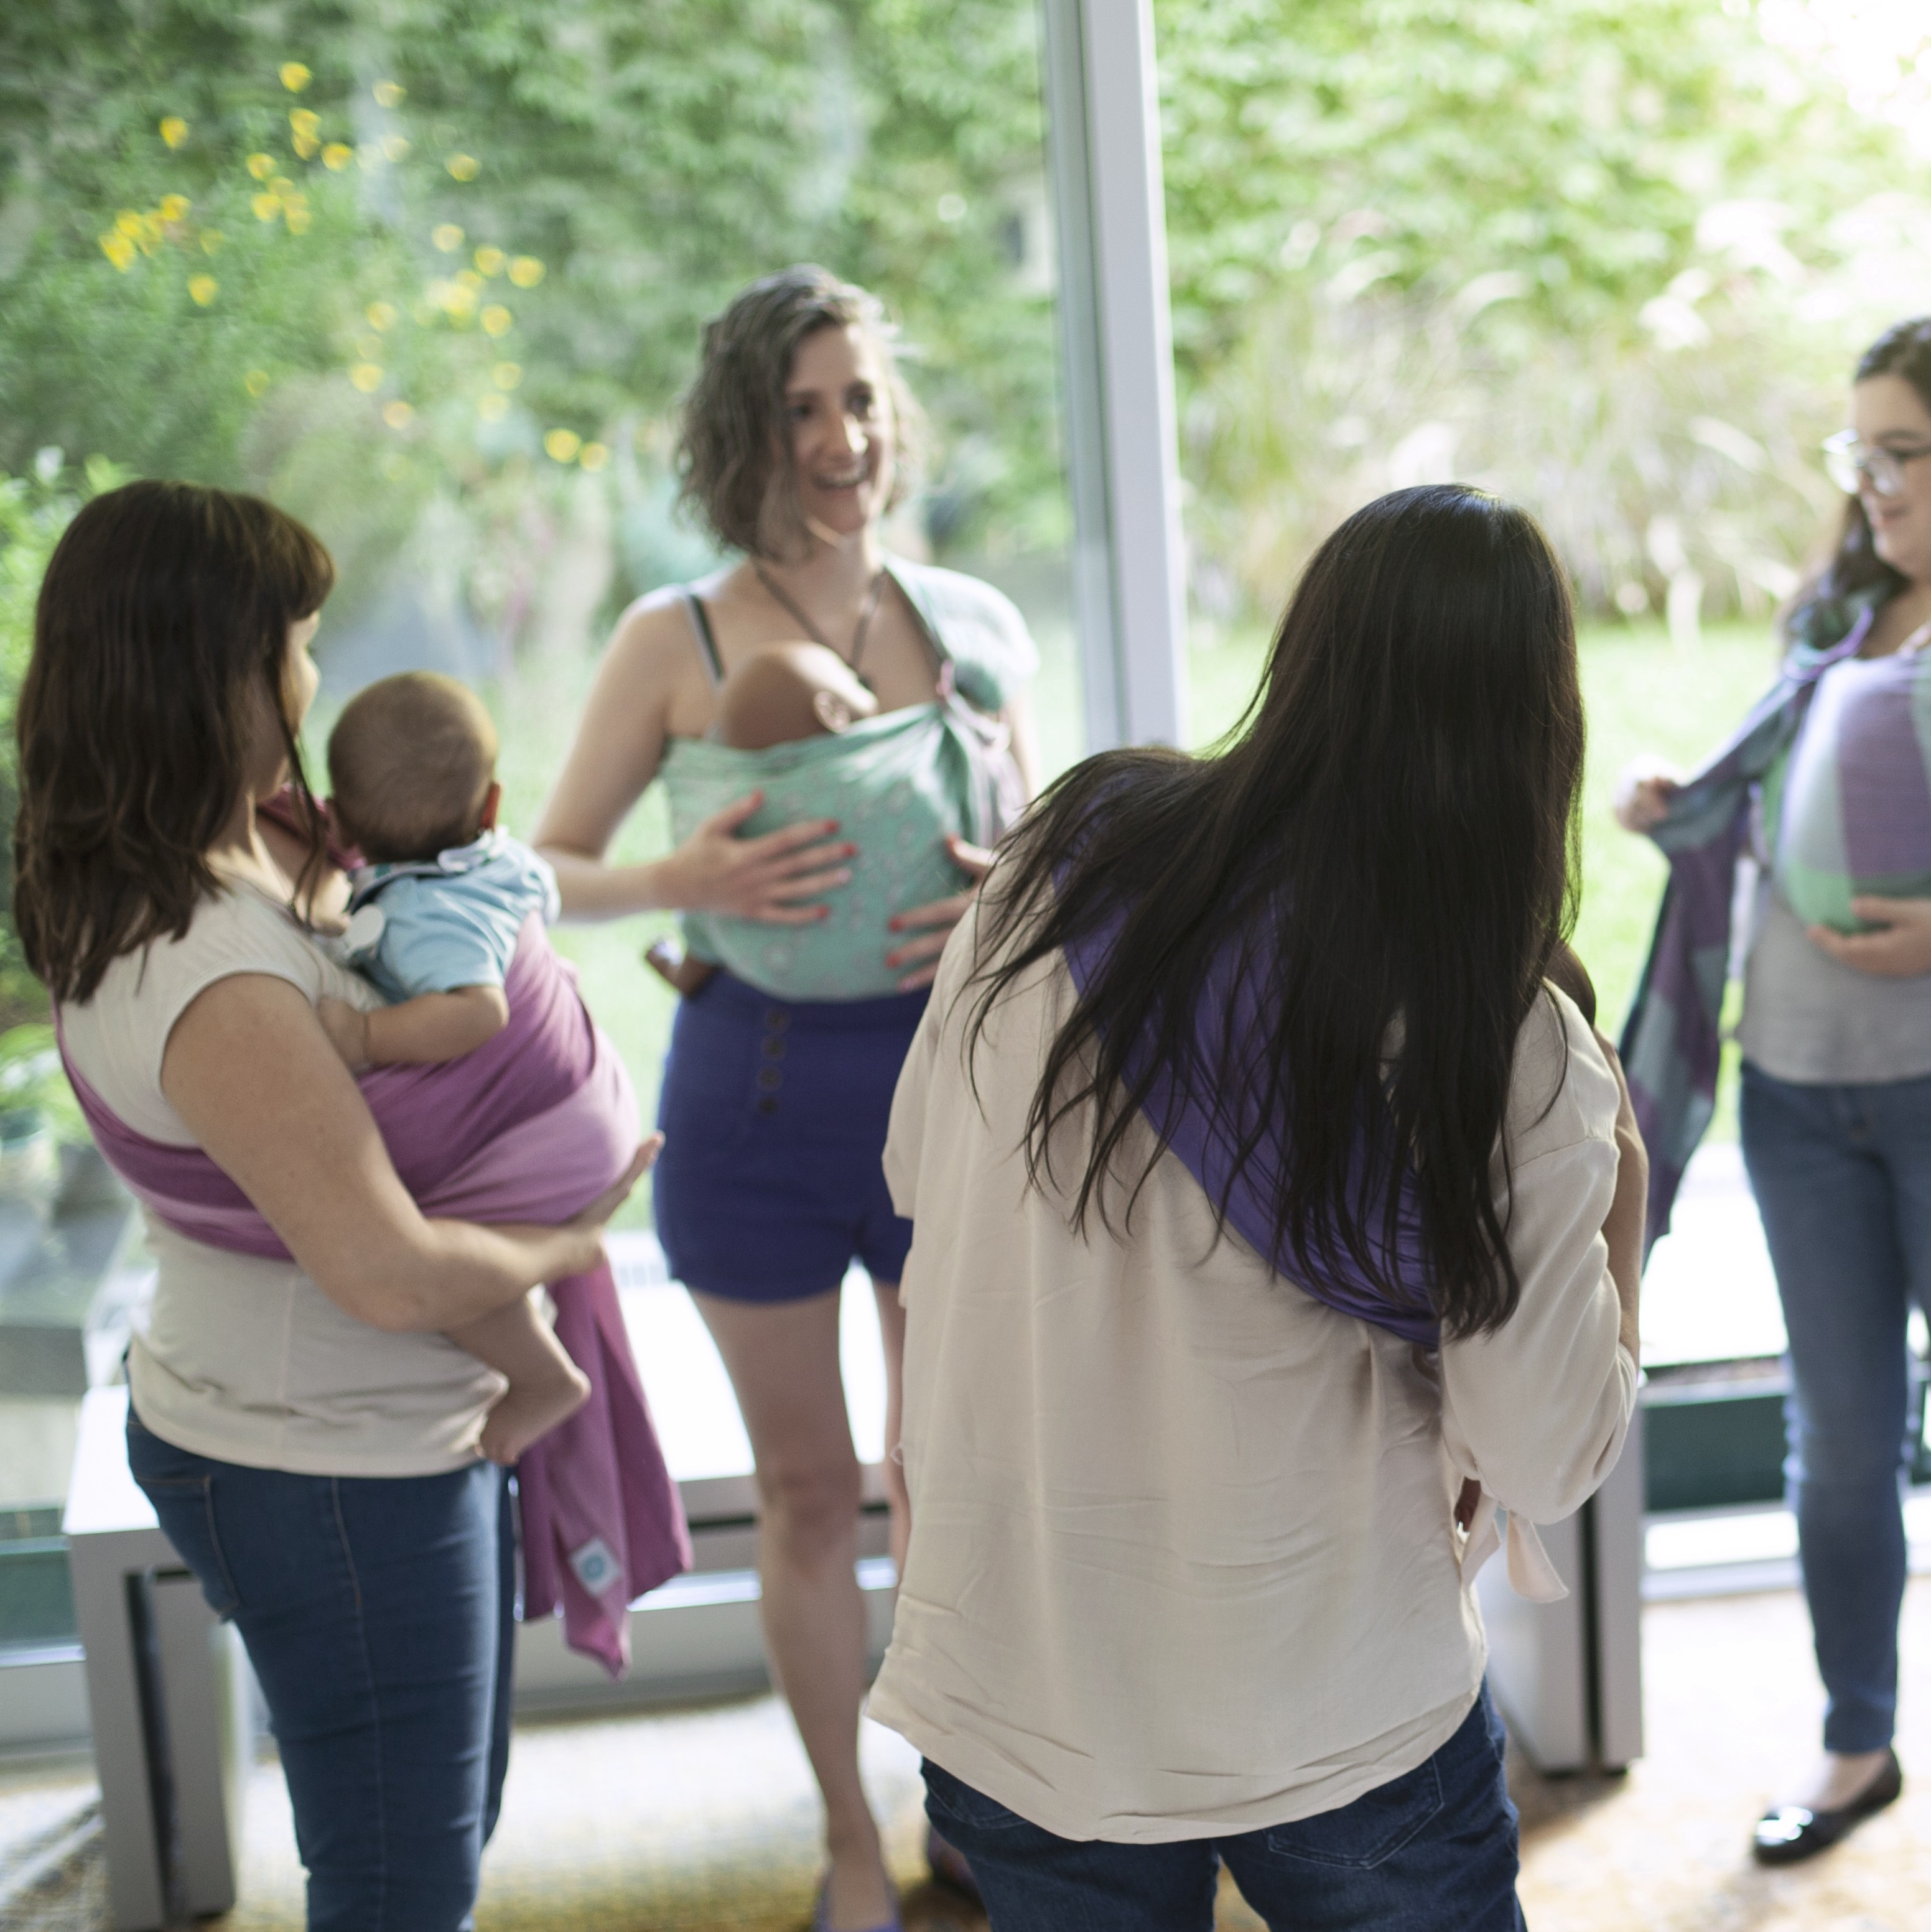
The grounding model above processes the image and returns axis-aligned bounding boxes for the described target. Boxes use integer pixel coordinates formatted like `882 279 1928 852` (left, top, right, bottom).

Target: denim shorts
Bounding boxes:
653 970 926 1302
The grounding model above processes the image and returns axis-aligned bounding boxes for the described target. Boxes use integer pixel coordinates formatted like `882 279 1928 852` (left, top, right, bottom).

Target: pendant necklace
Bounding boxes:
755 562 888 685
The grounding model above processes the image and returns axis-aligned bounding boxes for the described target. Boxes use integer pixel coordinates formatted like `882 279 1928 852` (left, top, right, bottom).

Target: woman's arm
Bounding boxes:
533 600 854 924
162 973 651 1332
1438 1024 1642 1524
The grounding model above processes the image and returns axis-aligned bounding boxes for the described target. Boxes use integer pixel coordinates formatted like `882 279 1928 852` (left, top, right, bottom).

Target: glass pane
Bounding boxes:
0 2 1085 1581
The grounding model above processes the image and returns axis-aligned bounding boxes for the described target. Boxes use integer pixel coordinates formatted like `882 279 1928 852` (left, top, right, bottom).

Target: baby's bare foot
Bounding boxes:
478 1363 590 1465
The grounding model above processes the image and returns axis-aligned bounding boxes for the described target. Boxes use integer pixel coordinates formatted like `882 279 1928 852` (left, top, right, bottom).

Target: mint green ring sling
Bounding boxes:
657 556 1034 1001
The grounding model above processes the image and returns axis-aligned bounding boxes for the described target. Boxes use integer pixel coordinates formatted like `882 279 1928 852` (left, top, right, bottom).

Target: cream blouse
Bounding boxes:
62 883 502 1477
868 898 1637 1842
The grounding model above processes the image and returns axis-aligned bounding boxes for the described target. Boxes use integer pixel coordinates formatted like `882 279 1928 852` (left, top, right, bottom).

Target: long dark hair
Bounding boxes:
16 480 335 1003
1785 315 1931 650
676 264 923 559
969 485 1584 1340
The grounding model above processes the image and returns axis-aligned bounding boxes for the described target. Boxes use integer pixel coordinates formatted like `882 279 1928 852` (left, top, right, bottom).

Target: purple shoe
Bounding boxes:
814 1880 903 1932
926 1825 980 1902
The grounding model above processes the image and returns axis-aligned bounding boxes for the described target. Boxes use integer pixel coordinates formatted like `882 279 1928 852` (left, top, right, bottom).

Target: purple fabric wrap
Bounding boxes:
1060 913 1440 1348
60 917 691 1675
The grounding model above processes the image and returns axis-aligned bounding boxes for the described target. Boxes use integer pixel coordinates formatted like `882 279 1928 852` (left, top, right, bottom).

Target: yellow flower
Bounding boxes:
159 116 189 149
456 269 483 292
281 62 312 93
544 429 582 463
381 134 411 163
430 280 478 320
114 210 143 236
373 80 406 108
383 401 415 429
252 193 281 222
244 369 271 397
446 153 480 182
507 256 544 289
158 194 192 223
473 246 505 276
480 305 513 337
322 142 353 171
247 154 276 181
350 363 383 393
291 109 321 140
188 274 218 306
579 442 610 472
286 205 313 234
292 131 320 159
432 223 464 253
366 301 398 331
478 393 510 422
98 233 136 271
271 177 294 196
200 230 223 254
491 361 522 390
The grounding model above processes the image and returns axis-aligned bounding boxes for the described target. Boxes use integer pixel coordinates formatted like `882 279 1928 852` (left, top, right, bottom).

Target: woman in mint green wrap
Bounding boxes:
534 267 1036 1932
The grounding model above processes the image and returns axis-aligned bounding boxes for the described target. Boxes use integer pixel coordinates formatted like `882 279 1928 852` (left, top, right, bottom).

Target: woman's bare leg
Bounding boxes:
872 1277 910 1578
691 1286 894 1931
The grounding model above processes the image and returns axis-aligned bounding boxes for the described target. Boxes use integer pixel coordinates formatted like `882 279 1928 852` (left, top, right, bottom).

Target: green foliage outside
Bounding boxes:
0 0 1062 646
1156 0 1931 626
6 2 1929 642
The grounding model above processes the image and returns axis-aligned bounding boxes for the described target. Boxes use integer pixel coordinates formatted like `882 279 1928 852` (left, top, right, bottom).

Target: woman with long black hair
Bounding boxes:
870 485 1646 1928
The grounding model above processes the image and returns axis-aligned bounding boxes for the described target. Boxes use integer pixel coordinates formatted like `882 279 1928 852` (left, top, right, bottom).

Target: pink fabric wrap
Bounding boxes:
60 915 691 1676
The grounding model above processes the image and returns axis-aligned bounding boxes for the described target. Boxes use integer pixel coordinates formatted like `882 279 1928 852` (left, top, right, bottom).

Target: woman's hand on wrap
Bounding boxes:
566 1136 663 1243
886 834 995 991
1611 755 1683 834
1806 895 1931 978
658 791 855 924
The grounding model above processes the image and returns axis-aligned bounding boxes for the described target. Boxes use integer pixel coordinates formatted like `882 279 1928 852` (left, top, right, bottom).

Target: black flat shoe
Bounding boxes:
1752 1750 1903 1864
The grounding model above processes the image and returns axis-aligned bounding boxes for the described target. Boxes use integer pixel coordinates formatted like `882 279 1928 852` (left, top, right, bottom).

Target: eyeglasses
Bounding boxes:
1822 429 1931 498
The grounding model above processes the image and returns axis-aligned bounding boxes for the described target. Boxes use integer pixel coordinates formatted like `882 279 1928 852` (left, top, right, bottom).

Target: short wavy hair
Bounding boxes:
677 266 924 559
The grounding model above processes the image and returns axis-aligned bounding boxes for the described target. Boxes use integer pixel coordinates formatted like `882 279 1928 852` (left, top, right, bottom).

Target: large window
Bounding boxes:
0 0 1086 1673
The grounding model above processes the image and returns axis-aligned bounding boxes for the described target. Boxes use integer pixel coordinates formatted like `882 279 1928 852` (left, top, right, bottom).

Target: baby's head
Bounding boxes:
328 672 499 863
714 642 878 752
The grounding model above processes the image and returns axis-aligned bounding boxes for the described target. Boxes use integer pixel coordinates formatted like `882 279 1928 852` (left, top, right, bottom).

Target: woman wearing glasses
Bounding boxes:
1616 315 1931 1862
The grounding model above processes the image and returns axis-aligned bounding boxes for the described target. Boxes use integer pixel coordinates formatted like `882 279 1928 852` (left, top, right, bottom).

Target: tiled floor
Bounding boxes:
6 1581 1931 1931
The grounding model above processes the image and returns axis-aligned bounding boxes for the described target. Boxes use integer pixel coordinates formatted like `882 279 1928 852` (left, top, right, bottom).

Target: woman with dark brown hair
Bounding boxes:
17 480 650 1931
534 264 1038 1930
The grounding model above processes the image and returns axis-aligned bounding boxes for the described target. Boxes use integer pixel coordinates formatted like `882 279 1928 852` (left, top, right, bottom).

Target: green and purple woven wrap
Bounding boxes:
1771 646 1931 933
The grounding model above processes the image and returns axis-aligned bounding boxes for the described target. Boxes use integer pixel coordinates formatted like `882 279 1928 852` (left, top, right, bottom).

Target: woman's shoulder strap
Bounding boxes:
883 556 1039 709
679 587 726 687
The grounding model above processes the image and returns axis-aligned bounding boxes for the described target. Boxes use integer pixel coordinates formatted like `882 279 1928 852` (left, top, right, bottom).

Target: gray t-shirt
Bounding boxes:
1738 883 1931 1085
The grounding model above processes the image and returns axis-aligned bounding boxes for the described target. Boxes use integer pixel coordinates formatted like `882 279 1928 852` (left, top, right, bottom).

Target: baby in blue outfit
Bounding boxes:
319 671 587 1464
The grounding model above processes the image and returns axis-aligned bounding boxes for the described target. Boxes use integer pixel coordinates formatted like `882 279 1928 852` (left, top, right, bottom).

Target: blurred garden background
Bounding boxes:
2 0 1930 1203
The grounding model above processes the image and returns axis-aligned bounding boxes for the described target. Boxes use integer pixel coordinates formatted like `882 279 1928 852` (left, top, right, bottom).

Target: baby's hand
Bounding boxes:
317 996 372 1071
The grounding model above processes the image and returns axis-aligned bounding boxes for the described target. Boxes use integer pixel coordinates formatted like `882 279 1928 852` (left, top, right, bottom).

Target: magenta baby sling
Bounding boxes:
61 916 691 1675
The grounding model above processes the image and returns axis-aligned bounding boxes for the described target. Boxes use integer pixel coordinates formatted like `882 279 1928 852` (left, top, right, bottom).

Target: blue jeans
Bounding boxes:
1740 1062 1931 1753
126 1408 515 1931
922 1685 1523 1931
